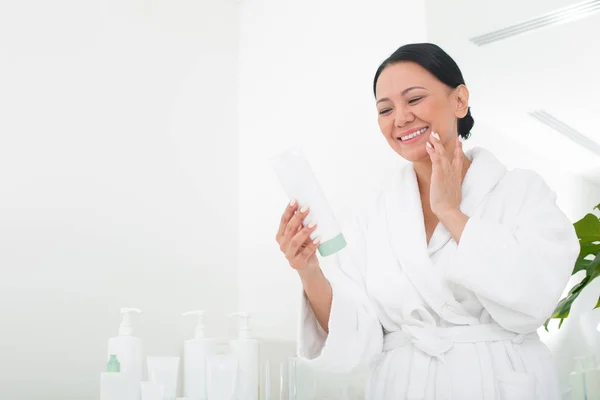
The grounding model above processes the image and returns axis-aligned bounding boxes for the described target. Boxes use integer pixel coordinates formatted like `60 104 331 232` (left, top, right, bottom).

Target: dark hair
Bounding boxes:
373 43 474 140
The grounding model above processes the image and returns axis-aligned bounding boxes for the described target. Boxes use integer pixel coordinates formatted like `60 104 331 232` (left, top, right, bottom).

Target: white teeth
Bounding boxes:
400 127 428 141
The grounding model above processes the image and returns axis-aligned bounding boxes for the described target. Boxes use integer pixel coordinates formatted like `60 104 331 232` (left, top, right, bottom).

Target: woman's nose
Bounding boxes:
394 106 414 128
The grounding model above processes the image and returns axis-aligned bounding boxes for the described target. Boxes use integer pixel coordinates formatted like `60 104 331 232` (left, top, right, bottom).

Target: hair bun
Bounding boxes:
458 107 474 140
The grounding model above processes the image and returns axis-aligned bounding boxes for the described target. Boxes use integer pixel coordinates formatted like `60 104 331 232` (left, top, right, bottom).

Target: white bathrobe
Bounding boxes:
297 147 580 400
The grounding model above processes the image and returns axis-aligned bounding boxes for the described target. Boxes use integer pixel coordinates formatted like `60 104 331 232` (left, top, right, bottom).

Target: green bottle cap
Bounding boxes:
107 354 120 372
317 233 347 257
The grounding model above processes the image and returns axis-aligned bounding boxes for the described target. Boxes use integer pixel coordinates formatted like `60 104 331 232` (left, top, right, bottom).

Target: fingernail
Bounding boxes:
300 205 309 213
289 199 296 206
308 222 316 228
431 132 440 140
426 142 433 149
313 238 321 244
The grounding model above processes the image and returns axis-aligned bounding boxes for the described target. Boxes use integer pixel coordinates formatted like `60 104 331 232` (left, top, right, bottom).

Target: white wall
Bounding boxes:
0 1 240 398
465 121 600 223
238 0 427 342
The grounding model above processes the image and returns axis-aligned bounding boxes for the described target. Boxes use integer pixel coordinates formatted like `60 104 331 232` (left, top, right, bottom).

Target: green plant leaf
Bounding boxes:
567 278 589 296
575 213 600 236
590 258 600 281
547 206 600 330
545 277 589 330
580 244 600 259
573 258 592 274
580 235 600 246
545 296 575 331
551 298 571 319
553 286 584 319
584 249 600 278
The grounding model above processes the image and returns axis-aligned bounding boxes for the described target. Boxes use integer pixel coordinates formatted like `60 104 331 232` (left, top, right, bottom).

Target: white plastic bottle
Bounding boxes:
100 354 127 400
270 146 347 257
108 307 143 400
182 310 218 400
229 312 259 400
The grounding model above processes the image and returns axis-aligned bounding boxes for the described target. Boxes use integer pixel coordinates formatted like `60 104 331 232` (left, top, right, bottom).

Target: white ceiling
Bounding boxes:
426 0 600 183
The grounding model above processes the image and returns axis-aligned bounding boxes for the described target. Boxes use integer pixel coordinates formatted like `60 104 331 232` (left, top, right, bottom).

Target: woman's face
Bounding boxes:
375 62 468 162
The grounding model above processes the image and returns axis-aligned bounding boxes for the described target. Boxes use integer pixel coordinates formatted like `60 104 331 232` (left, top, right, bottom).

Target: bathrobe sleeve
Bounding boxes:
296 207 383 374
446 171 580 334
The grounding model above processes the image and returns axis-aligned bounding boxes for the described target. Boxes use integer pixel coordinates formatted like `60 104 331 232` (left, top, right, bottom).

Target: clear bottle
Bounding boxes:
586 368 600 400
182 310 218 400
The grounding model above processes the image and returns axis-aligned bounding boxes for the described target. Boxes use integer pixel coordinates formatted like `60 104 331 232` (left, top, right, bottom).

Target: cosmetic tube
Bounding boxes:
270 146 346 257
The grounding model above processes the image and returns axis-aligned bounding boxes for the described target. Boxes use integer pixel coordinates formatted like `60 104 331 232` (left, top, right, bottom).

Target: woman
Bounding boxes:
275 43 579 399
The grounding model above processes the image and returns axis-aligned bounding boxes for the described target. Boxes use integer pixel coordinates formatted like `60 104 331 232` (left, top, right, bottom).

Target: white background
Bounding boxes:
0 1 239 398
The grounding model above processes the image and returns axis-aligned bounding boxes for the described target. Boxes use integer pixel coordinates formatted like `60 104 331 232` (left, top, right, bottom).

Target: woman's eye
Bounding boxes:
379 108 391 115
408 97 423 104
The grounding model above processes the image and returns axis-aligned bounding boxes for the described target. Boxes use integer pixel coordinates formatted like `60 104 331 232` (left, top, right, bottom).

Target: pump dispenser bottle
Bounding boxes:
182 310 218 400
107 307 143 399
229 312 259 400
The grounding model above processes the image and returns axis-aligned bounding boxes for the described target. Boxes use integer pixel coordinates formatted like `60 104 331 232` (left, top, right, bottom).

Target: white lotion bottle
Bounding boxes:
182 310 218 400
229 312 259 400
108 307 143 400
270 146 347 257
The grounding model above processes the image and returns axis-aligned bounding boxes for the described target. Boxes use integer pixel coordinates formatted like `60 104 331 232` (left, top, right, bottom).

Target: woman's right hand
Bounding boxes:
275 200 320 272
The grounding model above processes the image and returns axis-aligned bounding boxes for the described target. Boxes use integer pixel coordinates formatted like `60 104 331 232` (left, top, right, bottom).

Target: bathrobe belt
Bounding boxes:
383 324 538 400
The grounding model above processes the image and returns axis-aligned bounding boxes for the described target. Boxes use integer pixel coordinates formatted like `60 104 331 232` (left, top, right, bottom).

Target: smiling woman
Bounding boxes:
276 43 581 399
373 43 474 164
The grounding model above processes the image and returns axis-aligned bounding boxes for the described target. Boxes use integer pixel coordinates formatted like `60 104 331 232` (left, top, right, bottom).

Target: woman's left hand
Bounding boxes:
426 132 464 218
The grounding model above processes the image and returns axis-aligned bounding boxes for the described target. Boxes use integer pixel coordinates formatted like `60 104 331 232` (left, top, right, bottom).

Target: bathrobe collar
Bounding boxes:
384 147 507 325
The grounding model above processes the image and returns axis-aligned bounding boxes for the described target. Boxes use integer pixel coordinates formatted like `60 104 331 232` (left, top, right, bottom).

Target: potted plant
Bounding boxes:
545 204 600 330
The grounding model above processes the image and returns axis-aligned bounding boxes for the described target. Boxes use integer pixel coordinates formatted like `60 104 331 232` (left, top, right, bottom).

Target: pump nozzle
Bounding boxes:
119 307 142 336
229 312 252 339
182 310 206 339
